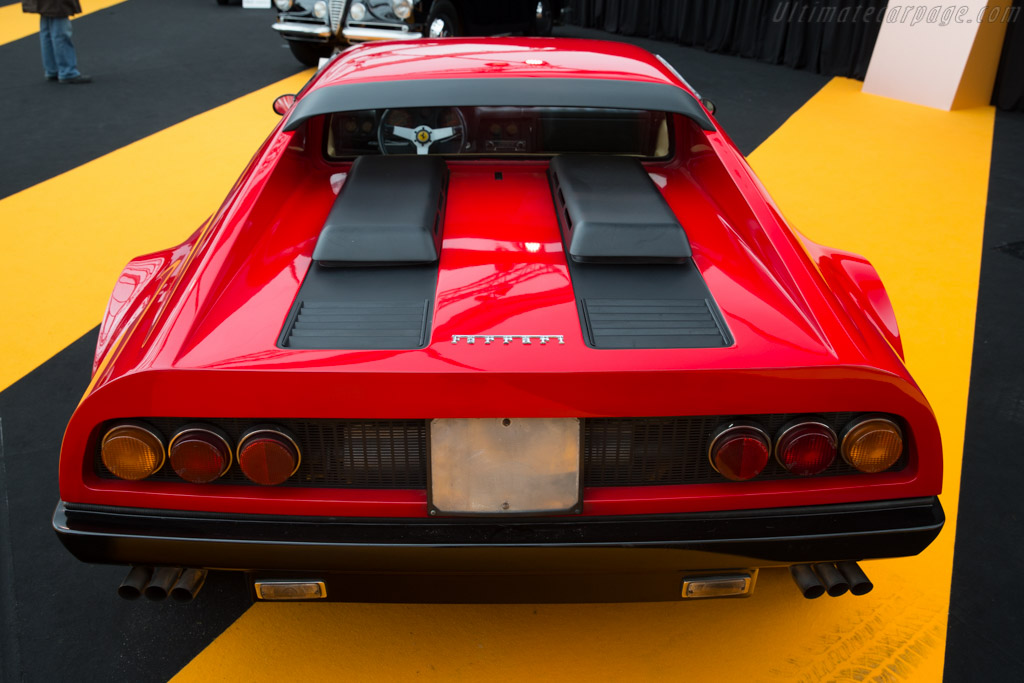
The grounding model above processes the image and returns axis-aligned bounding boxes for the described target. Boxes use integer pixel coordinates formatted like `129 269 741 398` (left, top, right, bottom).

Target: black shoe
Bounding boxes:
59 74 92 84
46 75 58 81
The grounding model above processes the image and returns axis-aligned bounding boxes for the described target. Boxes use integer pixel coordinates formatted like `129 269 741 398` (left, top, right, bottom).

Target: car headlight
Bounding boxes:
392 0 412 19
312 0 327 19
274 0 294 11
350 2 366 20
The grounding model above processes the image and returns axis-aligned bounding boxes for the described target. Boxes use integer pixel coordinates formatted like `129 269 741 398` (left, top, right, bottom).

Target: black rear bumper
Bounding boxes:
54 497 943 571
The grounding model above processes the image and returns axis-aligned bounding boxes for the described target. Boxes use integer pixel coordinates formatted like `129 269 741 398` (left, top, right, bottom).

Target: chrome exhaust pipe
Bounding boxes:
837 561 873 596
170 569 208 603
813 563 850 597
118 566 152 600
144 567 182 601
790 564 825 599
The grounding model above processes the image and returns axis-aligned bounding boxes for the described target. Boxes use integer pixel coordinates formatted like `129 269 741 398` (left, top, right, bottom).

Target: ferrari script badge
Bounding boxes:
451 334 565 345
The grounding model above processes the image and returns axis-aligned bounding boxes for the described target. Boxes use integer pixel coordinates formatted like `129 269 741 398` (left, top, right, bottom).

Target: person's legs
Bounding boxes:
50 17 81 81
38 17 58 80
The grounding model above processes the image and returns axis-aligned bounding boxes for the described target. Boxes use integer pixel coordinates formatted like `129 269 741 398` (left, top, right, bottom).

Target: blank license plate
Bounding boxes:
429 418 581 515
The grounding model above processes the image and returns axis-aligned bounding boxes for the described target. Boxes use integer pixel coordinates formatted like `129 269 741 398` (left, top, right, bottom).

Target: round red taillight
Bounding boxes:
775 420 837 476
237 427 301 486
168 425 232 484
708 423 771 481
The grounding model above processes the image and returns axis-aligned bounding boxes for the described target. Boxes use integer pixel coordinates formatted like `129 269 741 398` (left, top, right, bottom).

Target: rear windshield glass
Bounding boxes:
324 106 671 159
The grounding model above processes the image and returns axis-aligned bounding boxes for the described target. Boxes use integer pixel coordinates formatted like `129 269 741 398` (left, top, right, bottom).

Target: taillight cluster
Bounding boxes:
708 415 903 481
99 422 301 485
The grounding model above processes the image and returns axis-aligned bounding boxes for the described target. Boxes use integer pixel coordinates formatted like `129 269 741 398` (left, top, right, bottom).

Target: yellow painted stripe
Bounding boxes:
170 79 990 682
0 0 128 46
0 70 312 393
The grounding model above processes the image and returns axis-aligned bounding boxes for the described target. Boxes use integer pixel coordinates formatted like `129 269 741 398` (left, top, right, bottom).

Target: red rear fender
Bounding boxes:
800 238 904 359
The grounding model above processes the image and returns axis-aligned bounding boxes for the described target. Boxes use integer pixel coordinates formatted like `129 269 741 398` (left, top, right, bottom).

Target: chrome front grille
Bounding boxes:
329 0 346 34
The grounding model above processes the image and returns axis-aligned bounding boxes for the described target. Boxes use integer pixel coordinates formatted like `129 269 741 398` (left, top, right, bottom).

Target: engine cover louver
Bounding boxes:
580 299 728 349
283 300 431 350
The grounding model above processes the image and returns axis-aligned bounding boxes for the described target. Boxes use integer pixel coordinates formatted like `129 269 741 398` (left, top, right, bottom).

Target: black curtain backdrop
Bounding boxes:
992 0 1024 111
564 0 887 79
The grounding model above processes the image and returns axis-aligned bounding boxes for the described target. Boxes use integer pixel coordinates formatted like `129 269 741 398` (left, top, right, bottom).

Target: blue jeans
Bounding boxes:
39 16 80 81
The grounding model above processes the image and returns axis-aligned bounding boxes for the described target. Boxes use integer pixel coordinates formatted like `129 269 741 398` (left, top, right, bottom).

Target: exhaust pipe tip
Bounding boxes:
143 586 168 601
170 569 208 603
836 561 874 596
790 564 825 599
118 566 152 600
144 567 182 601
812 563 850 597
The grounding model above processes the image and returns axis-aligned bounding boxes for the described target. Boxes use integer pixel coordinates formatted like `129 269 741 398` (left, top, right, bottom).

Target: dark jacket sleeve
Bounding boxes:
23 0 83 17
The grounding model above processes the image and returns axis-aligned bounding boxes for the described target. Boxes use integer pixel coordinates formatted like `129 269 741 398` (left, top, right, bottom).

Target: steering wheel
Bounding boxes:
377 107 467 155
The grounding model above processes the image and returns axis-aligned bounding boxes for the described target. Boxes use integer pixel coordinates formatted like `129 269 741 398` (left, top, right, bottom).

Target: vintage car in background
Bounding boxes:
54 38 944 604
268 0 558 65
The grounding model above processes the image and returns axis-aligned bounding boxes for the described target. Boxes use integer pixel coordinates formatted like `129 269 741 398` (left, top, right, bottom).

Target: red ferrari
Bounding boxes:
54 38 943 604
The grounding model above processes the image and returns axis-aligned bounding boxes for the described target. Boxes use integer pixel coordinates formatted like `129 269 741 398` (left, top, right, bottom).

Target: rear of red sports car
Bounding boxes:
54 38 943 603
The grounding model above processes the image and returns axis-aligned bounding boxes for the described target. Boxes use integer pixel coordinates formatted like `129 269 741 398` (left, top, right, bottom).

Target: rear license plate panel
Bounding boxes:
429 418 581 515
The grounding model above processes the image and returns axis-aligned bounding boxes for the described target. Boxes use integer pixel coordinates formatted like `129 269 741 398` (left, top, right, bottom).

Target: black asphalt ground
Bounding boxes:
0 3 1021 681
2 0 303 198
944 110 1024 680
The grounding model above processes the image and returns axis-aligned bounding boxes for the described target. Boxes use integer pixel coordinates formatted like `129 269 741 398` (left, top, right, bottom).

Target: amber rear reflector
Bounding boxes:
168 425 232 484
101 423 166 481
842 417 903 473
254 581 326 600
708 423 770 481
775 420 837 476
237 427 301 486
681 573 755 599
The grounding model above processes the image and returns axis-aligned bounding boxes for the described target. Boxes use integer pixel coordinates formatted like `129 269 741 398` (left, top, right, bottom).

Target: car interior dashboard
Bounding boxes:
324 106 671 159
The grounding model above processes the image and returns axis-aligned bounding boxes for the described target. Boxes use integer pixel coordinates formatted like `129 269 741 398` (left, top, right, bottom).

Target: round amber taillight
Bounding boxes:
101 422 166 481
237 427 301 486
168 425 233 484
775 420 837 476
708 423 771 481
841 417 903 473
